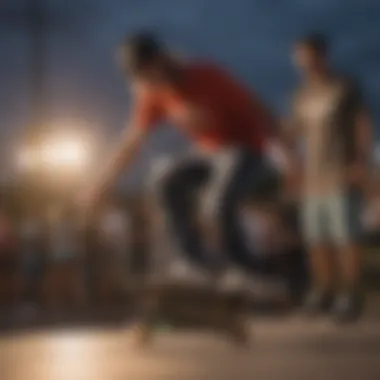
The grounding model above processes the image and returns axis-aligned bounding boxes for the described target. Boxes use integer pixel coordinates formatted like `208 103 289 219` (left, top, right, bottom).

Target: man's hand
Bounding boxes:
78 125 147 226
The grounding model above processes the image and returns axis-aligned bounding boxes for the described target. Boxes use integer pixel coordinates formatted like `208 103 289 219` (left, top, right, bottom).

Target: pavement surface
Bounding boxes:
1 316 380 380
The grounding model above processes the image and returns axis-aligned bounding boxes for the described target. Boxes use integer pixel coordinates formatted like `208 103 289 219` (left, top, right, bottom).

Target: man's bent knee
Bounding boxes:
146 156 179 201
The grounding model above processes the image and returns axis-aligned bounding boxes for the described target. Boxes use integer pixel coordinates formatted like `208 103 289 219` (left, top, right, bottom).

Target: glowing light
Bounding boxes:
15 120 97 185
46 333 95 379
40 136 90 171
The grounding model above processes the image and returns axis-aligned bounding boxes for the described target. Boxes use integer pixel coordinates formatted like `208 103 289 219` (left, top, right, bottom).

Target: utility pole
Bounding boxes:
0 0 49 211
25 0 48 142
0 0 48 141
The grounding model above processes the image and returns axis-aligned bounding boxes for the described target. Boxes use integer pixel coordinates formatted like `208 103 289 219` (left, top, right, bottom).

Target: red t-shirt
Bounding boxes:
131 61 272 152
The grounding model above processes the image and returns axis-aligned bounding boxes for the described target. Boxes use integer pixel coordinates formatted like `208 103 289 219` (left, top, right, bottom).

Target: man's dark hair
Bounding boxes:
298 33 328 56
121 32 166 75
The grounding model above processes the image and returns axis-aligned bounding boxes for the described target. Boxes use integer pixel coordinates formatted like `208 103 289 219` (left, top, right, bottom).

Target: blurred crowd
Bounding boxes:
0 181 379 313
0 201 139 311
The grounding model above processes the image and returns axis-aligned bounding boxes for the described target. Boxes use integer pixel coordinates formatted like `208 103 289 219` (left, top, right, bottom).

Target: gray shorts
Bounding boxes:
302 189 362 246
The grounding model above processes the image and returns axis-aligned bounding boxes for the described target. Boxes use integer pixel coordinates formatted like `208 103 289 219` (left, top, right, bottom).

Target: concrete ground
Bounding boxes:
1 316 379 380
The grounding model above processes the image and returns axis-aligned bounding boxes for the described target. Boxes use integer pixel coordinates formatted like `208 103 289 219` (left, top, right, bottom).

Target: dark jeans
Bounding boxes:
155 148 279 273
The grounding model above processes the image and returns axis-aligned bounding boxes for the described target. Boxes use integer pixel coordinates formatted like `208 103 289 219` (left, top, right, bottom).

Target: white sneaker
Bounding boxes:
167 258 210 286
218 268 251 293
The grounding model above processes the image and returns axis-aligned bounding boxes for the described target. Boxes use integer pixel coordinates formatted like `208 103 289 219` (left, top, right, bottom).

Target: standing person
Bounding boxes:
286 34 372 321
84 32 278 289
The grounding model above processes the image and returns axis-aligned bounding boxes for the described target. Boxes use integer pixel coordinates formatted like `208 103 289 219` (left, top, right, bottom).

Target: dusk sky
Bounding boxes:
1 0 380 188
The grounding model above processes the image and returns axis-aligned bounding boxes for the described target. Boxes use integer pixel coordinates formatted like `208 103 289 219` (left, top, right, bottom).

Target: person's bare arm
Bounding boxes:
280 118 300 163
87 124 147 201
355 110 372 163
281 92 303 165
348 109 373 187
86 82 161 204
280 94 304 199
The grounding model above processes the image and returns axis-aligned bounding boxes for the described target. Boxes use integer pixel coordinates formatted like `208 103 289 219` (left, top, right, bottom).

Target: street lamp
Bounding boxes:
39 134 92 175
15 126 97 218
17 129 94 175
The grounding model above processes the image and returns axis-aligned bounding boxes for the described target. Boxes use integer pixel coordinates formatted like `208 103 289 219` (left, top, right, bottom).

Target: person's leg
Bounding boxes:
339 244 363 293
280 204 309 303
283 246 308 305
302 196 334 313
328 190 364 320
205 149 273 272
154 155 212 269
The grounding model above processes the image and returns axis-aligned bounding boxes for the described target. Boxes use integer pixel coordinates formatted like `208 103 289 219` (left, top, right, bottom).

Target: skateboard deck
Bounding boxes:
132 281 252 347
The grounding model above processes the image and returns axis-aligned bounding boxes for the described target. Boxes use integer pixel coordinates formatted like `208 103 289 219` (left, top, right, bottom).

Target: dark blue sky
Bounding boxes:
1 0 380 187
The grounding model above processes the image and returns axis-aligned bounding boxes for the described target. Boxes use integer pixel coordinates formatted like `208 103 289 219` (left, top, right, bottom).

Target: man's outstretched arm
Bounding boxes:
86 124 147 203
85 84 161 204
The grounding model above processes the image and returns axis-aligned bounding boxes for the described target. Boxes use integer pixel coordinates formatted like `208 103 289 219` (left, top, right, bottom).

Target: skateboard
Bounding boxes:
132 281 252 348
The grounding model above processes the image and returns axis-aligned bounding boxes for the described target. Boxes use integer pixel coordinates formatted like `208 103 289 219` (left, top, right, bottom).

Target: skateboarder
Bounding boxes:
84 33 280 289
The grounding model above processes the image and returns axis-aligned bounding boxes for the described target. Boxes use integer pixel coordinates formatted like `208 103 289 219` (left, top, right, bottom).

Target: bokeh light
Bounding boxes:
39 135 91 172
